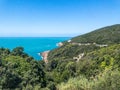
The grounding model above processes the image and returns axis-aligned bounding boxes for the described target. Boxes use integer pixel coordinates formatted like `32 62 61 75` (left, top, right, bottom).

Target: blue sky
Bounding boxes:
0 0 120 37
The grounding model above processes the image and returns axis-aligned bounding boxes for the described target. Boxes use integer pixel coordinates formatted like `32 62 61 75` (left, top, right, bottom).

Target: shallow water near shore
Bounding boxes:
0 37 71 60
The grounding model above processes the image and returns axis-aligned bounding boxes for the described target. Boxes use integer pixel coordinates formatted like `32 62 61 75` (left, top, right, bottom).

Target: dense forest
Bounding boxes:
1 24 120 90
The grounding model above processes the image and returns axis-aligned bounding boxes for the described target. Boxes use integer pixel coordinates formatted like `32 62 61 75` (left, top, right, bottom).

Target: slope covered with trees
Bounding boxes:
71 24 120 44
46 24 120 90
48 24 120 61
57 44 120 90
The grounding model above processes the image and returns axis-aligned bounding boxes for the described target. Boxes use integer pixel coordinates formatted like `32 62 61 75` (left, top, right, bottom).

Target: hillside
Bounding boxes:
48 24 120 60
71 24 120 44
57 44 120 90
46 24 120 90
47 44 120 90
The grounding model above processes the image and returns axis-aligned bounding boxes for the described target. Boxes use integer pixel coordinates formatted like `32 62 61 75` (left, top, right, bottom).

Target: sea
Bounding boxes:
0 37 71 60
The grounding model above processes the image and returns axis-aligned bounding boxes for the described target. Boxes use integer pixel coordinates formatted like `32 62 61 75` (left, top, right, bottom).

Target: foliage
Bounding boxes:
71 24 120 44
0 47 46 90
48 44 100 60
57 69 120 90
46 44 120 90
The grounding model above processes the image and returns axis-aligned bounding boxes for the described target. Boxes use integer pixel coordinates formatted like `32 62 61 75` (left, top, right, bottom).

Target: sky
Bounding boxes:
0 0 120 37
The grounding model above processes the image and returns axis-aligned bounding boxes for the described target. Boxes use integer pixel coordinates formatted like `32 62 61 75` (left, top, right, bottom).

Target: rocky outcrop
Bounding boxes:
56 42 63 47
40 51 50 64
73 53 84 62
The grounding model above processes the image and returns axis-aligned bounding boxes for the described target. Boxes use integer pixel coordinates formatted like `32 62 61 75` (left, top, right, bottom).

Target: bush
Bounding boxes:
57 69 120 90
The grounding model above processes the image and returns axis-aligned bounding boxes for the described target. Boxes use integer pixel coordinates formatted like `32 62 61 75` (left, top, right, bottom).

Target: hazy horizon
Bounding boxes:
0 0 120 37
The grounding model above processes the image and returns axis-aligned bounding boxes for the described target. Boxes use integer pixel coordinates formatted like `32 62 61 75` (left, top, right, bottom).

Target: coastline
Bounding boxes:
39 42 64 63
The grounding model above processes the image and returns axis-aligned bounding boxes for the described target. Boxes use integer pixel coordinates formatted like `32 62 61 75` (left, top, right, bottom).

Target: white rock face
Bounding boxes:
73 53 84 62
68 40 71 43
56 42 63 47
41 51 50 64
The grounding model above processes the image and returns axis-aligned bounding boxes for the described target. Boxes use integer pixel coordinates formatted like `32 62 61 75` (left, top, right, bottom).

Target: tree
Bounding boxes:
11 47 28 57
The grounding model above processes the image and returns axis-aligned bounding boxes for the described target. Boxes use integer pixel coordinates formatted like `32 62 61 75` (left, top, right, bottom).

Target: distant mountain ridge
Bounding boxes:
71 24 120 44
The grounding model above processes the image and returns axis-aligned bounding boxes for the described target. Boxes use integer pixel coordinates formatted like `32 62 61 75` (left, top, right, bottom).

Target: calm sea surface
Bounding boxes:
0 37 71 60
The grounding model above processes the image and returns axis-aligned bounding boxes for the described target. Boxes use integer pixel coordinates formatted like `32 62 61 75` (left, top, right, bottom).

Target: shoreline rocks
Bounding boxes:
40 50 50 63
56 42 63 47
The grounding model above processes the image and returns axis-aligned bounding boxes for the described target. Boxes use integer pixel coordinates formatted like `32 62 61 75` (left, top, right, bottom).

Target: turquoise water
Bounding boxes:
0 37 71 60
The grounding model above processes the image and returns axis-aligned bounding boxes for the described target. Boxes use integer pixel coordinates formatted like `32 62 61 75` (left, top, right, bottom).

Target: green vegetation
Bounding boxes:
47 44 120 90
1 24 120 90
48 44 100 60
47 24 120 90
71 24 120 44
0 47 46 90
57 69 120 90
